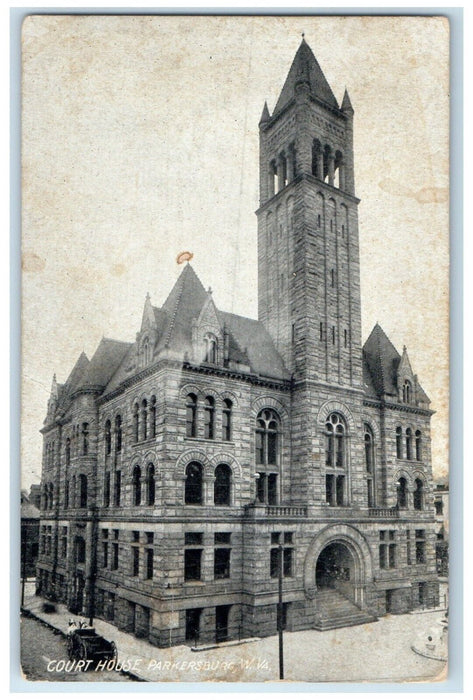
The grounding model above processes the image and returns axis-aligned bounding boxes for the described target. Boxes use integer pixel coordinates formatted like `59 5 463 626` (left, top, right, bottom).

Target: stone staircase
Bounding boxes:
314 588 377 631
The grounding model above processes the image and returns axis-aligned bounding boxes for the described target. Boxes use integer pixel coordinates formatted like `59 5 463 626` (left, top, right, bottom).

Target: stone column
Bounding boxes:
328 153 335 186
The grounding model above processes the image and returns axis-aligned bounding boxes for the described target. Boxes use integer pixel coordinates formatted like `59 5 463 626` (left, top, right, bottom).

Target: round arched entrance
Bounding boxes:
315 541 354 592
304 525 373 608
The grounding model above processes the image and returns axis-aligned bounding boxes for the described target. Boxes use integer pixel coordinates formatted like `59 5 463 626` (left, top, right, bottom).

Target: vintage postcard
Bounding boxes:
20 14 449 684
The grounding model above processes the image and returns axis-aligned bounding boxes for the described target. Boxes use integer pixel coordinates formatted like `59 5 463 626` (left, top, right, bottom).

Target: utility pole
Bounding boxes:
278 544 284 680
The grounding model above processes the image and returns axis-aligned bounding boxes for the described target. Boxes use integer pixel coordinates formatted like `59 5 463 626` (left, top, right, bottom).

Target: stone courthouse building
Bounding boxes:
37 39 439 645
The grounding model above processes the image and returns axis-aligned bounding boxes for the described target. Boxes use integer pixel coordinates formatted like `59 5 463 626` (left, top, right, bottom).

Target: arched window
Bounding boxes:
325 413 346 467
132 466 142 506
364 424 374 507
65 437 71 466
142 337 151 365
406 428 413 460
150 396 157 439
147 464 155 506
204 396 215 439
186 393 197 438
403 380 412 404
133 403 139 442
415 430 422 461
397 477 408 509
115 415 122 453
105 421 111 456
141 400 148 441
214 464 231 506
81 423 89 456
413 478 424 510
185 462 203 505
204 334 218 364
396 426 403 459
222 399 232 441
256 409 280 465
79 474 87 508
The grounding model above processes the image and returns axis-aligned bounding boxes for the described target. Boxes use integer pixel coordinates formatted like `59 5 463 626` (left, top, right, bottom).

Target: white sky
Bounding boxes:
21 15 449 488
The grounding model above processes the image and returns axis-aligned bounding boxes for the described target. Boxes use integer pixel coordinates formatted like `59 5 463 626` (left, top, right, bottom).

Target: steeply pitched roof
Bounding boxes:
55 352 90 413
160 264 210 353
362 323 430 404
75 338 131 392
273 38 339 116
218 311 290 380
363 323 400 398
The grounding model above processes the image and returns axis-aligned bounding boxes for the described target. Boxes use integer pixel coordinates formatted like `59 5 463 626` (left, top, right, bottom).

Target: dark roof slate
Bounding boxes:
75 338 131 391
218 311 290 380
363 323 400 397
273 38 339 116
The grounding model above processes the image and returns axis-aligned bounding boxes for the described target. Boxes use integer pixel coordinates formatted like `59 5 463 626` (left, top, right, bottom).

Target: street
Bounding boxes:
20 613 133 682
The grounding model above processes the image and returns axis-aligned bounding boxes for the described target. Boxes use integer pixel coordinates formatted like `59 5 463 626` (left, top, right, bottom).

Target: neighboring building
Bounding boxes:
434 483 449 577
21 491 40 579
36 39 439 646
29 483 42 510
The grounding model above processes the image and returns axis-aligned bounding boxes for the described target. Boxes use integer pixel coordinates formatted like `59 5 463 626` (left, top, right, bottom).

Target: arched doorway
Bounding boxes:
304 525 374 609
316 542 355 600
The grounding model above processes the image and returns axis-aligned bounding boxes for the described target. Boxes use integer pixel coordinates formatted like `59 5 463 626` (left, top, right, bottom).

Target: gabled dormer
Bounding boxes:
136 292 160 368
192 290 224 365
396 346 430 409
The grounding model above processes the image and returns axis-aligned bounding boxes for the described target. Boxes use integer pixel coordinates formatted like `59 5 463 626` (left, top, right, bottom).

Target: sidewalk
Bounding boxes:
22 590 447 683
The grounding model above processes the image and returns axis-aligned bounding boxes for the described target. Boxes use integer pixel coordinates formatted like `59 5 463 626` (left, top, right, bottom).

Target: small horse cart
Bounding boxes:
67 625 117 667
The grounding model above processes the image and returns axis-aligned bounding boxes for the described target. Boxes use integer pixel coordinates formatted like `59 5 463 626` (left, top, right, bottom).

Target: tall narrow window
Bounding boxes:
256 409 280 465
64 480 69 508
82 423 89 456
364 425 374 507
79 474 87 508
403 380 412 404
331 269 335 287
413 478 424 511
186 393 197 438
396 426 403 459
114 471 121 507
150 396 157 438
204 334 218 364
204 396 215 439
214 464 231 506
147 464 155 506
141 400 148 441
406 428 412 460
415 430 422 461
185 462 203 505
115 415 122 453
222 399 232 441
332 326 335 345
132 466 142 506
105 421 111 456
133 404 139 443
344 329 348 348
65 437 71 465
104 472 110 507
325 413 346 467
397 477 408 509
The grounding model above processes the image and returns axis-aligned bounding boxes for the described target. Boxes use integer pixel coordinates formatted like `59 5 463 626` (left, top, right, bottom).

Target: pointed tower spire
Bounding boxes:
273 38 339 116
50 373 58 399
259 101 270 126
341 88 354 114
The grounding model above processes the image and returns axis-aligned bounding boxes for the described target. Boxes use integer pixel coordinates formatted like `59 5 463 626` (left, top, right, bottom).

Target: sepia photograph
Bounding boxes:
19 14 450 685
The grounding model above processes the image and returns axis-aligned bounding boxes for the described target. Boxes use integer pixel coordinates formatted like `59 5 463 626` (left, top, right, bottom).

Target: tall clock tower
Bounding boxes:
257 38 363 391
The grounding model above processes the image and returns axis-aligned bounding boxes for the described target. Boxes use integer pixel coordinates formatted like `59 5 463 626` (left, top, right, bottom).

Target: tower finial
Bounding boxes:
301 32 305 39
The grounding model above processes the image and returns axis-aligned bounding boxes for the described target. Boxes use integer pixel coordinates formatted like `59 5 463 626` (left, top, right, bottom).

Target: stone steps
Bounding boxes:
314 588 378 631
